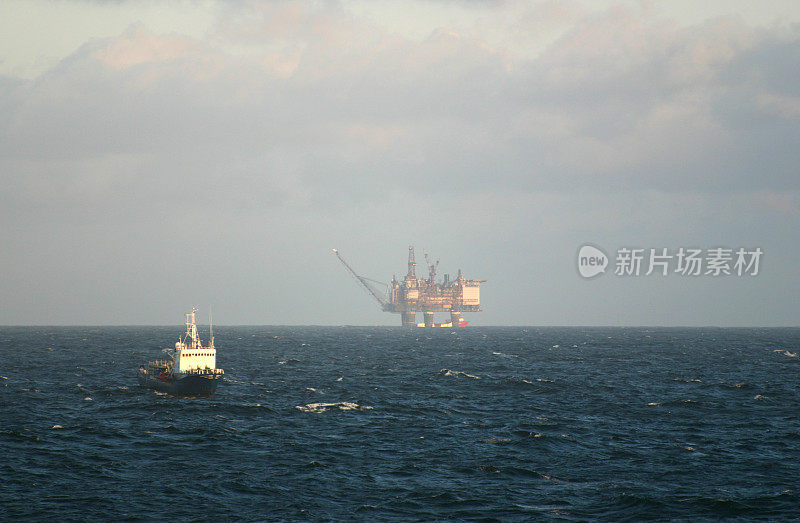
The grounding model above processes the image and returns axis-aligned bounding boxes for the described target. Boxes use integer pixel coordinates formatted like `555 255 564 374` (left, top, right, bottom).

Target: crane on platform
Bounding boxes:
331 249 388 307
424 252 439 284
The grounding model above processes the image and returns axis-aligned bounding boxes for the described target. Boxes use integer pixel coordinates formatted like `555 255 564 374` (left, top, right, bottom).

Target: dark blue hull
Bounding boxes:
138 371 221 397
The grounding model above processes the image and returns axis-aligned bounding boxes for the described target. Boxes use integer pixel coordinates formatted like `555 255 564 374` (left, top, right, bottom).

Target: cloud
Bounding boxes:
91 23 199 71
2 3 797 210
2 2 800 324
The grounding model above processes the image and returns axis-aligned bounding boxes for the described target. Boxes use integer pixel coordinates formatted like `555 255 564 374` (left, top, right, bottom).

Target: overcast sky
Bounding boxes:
1 0 799 326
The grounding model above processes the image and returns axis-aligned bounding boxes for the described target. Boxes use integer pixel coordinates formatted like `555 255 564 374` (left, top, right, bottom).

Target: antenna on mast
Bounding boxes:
209 306 214 349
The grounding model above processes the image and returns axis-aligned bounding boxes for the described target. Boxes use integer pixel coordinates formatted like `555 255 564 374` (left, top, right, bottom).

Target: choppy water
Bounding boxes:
1 326 799 520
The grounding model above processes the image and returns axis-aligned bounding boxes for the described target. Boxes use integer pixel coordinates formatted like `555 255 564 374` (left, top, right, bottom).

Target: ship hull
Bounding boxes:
414 318 470 328
138 370 221 397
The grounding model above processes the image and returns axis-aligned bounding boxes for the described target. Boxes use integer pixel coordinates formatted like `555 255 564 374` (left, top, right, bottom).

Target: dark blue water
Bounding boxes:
1 326 799 520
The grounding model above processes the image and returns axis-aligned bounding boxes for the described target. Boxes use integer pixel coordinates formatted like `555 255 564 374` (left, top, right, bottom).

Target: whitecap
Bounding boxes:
440 369 480 379
295 402 373 413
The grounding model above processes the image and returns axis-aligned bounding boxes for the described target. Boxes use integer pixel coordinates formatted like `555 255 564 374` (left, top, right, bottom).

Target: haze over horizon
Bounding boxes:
1 1 799 327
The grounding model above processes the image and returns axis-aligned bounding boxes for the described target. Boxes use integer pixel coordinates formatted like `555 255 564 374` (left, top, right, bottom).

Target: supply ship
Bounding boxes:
416 317 469 328
138 308 224 396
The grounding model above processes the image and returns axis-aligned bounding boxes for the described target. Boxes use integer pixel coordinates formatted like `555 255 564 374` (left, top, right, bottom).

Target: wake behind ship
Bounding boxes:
138 308 224 396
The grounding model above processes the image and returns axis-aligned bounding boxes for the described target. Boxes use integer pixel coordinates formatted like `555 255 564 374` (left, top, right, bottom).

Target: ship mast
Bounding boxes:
184 308 200 349
209 307 215 349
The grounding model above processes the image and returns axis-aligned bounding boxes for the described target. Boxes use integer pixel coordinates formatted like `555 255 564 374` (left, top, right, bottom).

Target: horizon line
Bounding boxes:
1 324 798 329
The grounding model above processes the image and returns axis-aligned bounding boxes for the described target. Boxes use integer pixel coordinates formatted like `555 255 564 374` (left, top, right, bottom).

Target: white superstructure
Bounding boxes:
172 308 218 374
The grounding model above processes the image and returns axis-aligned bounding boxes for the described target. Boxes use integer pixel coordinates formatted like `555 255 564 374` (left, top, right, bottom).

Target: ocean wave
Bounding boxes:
0 429 41 442
479 437 512 445
512 377 555 388
439 369 480 380
295 402 373 413
718 382 748 389
646 399 701 407
4 326 800 520
224 403 276 414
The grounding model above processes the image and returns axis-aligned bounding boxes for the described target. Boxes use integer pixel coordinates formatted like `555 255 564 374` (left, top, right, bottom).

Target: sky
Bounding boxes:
1 0 799 326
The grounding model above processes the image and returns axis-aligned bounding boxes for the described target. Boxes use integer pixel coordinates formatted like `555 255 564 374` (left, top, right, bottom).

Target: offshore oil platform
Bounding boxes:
332 246 484 327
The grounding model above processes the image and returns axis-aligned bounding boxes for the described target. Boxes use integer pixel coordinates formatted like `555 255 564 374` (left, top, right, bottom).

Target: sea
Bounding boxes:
1 326 798 521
